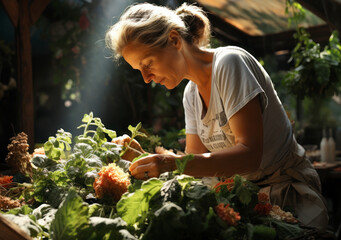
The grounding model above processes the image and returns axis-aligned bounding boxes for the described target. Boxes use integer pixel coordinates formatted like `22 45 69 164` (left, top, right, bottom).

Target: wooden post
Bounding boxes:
1 0 50 151
16 0 34 151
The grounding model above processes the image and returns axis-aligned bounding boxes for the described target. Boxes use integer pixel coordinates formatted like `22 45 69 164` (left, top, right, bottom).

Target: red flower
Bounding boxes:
0 175 13 188
254 203 272 216
215 203 241 226
79 11 90 30
93 163 131 201
214 178 234 193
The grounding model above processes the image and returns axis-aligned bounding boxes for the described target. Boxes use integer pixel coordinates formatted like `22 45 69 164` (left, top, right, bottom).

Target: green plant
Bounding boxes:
1 113 312 239
284 29 341 99
284 0 341 127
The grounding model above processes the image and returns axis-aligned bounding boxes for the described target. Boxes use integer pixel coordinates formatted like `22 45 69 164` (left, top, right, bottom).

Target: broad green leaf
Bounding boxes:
263 218 302 240
50 189 89 240
174 154 194 175
75 137 97 148
116 178 163 225
184 182 212 200
236 185 252 205
4 205 32 216
73 142 93 157
252 224 276 240
160 178 182 203
143 202 186 240
85 217 137 240
31 154 61 171
32 204 57 230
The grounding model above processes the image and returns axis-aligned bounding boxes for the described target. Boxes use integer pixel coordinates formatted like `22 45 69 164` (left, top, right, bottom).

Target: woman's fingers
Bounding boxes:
129 155 159 179
112 134 145 161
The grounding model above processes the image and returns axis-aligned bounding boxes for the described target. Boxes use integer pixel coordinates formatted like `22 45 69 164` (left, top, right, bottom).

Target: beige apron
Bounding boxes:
245 137 329 231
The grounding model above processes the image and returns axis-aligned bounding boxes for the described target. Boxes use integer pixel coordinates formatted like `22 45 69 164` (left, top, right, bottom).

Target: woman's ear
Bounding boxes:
168 30 182 49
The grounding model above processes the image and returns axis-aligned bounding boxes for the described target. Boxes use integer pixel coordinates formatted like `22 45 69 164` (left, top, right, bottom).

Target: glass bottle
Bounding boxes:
320 128 328 162
327 128 336 163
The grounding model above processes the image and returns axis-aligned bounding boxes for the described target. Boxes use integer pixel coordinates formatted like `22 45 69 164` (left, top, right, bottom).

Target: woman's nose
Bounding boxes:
141 70 154 84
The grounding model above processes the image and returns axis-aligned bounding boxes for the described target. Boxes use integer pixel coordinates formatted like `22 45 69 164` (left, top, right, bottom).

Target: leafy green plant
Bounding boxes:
1 113 310 240
284 0 341 127
284 29 341 99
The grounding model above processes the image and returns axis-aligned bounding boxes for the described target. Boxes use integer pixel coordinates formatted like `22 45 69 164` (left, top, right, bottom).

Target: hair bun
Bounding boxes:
176 3 211 47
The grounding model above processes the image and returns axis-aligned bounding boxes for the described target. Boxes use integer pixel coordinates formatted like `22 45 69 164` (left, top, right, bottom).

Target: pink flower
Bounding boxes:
72 46 80 54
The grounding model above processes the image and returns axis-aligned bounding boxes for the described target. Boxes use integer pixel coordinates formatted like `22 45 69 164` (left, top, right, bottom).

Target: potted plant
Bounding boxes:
284 1 341 144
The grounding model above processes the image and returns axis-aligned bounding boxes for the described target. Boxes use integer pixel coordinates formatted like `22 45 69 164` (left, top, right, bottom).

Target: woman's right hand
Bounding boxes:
129 153 177 179
112 134 145 161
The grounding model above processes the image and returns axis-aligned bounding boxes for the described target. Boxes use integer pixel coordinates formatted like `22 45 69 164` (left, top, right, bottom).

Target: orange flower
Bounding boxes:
93 163 131 202
213 178 234 193
0 175 13 188
215 203 241 226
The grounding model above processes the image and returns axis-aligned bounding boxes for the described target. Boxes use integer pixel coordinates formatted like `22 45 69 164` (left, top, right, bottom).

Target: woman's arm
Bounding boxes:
184 96 263 177
129 96 263 179
185 134 208 154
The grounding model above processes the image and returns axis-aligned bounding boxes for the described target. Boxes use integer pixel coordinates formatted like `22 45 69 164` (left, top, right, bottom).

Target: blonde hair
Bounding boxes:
105 2 211 59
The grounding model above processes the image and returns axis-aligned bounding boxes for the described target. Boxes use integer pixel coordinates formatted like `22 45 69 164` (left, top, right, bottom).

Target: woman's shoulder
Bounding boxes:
213 46 252 63
184 80 197 96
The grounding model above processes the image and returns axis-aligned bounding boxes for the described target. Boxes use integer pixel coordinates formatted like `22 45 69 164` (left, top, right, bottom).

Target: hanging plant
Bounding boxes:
284 28 341 100
284 0 341 100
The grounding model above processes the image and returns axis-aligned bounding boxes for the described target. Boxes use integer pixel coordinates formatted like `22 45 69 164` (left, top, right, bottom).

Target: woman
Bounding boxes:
106 2 328 230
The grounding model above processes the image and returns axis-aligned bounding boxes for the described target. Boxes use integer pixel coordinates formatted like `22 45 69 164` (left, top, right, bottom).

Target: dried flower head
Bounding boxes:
0 195 22 210
93 163 131 201
5 132 32 177
269 205 298 223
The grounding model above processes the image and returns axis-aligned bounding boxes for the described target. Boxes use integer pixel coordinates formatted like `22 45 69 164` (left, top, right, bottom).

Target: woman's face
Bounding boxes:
122 36 186 89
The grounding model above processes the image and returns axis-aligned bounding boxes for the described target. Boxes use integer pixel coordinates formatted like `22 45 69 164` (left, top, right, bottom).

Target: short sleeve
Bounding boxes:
214 49 268 120
183 82 198 135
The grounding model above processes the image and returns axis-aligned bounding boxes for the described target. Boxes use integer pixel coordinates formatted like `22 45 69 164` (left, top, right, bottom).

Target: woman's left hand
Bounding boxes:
129 154 177 179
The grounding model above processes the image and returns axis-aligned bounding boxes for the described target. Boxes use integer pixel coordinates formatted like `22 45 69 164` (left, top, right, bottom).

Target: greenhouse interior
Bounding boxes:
1 0 341 239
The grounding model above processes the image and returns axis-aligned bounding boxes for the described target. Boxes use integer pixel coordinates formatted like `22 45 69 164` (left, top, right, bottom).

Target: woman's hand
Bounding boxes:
129 154 177 179
112 134 145 161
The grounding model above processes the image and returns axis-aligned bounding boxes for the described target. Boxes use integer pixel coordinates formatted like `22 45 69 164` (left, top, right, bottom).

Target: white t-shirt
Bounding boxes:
183 46 294 170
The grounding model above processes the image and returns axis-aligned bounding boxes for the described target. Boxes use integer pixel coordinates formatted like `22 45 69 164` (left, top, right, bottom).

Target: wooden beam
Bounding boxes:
1 0 50 151
0 0 19 27
297 0 341 33
29 0 51 24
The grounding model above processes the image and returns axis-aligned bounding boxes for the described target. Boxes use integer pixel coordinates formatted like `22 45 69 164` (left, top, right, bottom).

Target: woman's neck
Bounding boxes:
183 45 214 108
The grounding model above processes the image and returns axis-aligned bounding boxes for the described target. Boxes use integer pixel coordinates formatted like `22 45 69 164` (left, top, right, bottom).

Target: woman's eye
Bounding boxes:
145 62 152 69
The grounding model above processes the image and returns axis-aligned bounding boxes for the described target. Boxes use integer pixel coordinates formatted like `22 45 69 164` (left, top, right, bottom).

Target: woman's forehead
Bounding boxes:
122 42 153 69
